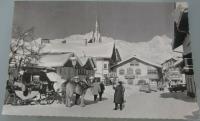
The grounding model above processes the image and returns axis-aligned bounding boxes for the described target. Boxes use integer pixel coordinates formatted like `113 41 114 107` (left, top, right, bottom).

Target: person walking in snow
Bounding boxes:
113 81 125 110
74 76 81 105
91 79 101 102
99 81 105 101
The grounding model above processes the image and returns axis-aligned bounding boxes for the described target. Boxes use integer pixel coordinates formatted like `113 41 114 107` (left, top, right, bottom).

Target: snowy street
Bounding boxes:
2 85 199 119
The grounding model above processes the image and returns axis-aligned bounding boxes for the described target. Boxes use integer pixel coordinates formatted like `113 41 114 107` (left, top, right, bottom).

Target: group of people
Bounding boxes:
91 80 105 102
74 77 126 110
6 71 126 111
74 78 105 105
74 77 125 111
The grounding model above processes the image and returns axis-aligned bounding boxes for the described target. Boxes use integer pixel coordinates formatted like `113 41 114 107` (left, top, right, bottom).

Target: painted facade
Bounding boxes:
111 57 162 85
161 58 185 86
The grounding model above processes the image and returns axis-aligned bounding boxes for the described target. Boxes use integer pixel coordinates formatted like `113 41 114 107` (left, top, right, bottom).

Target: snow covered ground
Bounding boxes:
2 85 199 119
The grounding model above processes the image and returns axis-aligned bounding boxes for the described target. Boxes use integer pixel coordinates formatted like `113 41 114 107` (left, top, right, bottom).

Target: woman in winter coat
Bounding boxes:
91 79 101 102
113 81 125 110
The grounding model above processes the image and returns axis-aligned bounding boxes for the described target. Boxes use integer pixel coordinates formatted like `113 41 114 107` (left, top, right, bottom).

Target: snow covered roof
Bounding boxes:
111 55 161 69
79 56 90 66
37 53 74 67
40 41 114 59
161 57 178 65
37 33 178 65
79 56 96 70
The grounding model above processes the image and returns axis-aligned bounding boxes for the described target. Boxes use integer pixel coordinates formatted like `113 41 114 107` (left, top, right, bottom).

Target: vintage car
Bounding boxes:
139 83 151 93
137 80 146 85
168 84 187 92
149 82 158 92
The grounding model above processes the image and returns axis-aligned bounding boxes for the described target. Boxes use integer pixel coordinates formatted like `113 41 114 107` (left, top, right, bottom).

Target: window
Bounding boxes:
135 68 141 75
104 63 108 69
42 39 50 44
119 69 125 75
127 68 133 75
147 69 157 75
130 59 139 66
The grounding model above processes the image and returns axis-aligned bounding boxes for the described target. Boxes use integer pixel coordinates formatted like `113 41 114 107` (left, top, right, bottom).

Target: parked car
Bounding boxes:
137 80 146 85
168 84 186 92
149 82 157 92
139 83 151 93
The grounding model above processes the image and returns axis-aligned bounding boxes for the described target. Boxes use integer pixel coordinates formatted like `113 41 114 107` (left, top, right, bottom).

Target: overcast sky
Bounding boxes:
13 1 174 42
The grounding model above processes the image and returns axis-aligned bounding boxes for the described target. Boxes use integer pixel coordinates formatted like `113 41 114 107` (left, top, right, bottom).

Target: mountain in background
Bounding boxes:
44 32 182 65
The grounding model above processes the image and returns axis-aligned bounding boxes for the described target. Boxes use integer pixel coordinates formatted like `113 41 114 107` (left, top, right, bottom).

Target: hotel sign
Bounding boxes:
125 74 135 79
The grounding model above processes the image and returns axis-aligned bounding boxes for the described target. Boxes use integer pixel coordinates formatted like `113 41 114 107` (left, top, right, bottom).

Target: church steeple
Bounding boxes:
92 16 101 43
88 15 102 44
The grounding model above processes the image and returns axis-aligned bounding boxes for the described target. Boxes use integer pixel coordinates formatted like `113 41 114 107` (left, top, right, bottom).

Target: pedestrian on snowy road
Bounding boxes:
113 81 125 110
74 76 81 105
99 82 105 101
91 79 101 102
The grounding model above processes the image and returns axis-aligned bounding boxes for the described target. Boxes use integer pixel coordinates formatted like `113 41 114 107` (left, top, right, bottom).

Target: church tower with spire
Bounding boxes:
91 16 102 43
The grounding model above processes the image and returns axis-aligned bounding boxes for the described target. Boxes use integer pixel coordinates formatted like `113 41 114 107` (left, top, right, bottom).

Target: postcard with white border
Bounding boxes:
2 1 199 119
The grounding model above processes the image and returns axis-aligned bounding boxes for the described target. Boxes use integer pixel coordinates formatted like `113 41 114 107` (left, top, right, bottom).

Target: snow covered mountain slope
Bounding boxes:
41 33 182 65
114 35 183 65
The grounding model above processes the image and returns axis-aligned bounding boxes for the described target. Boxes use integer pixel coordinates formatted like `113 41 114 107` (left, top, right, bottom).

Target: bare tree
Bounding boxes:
9 26 43 75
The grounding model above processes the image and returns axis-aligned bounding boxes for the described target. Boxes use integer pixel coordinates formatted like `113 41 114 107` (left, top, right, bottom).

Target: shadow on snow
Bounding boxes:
84 97 108 105
160 92 196 103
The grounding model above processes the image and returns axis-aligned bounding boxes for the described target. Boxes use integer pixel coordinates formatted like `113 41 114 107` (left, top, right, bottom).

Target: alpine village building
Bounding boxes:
172 3 195 97
38 19 121 84
111 56 162 85
161 57 185 86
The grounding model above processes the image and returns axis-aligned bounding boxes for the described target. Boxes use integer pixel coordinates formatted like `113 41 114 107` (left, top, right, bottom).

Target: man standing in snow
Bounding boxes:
113 81 125 110
91 79 101 102
99 81 105 101
74 76 81 105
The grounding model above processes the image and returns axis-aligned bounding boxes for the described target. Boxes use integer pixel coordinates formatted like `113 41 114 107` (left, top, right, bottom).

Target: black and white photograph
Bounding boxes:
2 1 199 119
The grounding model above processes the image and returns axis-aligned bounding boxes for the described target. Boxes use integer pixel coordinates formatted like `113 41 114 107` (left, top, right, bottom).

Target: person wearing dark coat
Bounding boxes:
113 81 125 110
99 82 105 101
